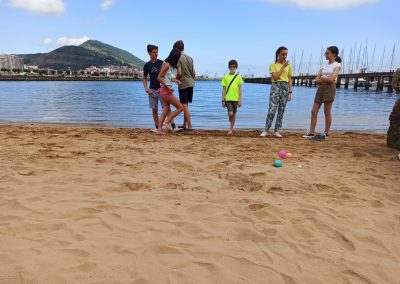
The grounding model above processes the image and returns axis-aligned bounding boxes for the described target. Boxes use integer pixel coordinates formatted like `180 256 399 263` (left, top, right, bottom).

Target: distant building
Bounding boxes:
0 54 24 69
23 64 39 71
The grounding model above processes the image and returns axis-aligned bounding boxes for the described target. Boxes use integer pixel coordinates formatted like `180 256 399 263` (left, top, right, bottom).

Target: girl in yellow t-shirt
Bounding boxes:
260 46 293 138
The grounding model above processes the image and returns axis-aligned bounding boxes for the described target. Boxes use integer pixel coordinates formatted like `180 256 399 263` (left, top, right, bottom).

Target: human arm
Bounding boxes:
288 76 293 101
176 66 182 80
315 69 323 85
221 86 226 108
157 63 170 87
238 84 243 107
271 61 289 81
176 60 182 80
143 77 152 95
321 66 341 84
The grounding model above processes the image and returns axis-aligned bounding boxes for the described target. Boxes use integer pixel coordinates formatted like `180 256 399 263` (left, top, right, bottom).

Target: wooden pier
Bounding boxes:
244 72 396 92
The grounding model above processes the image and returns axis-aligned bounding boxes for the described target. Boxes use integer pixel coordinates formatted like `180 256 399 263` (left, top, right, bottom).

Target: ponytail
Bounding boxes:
327 46 342 63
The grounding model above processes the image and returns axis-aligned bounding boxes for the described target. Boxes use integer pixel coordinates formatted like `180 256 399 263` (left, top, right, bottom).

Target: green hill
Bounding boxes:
20 40 145 70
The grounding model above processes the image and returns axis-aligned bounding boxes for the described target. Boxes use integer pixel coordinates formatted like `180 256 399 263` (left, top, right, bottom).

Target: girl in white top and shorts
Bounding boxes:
304 46 341 139
157 48 184 134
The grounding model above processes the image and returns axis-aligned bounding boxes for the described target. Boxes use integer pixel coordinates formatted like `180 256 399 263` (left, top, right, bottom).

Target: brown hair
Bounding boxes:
147 44 158 53
327 46 342 63
228 59 238 68
173 40 184 52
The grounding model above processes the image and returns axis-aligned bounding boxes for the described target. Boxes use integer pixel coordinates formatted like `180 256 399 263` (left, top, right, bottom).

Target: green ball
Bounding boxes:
274 160 283 167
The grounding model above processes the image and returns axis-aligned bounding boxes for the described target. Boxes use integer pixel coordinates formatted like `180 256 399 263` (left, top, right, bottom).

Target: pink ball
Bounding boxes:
278 150 287 158
286 153 293 158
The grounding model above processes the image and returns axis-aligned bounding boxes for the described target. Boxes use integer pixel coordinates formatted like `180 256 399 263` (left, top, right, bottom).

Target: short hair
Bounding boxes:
147 44 158 53
228 59 238 68
173 40 184 52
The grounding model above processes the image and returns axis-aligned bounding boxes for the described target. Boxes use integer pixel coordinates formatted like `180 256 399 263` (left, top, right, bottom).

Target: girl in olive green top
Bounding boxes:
260 46 293 138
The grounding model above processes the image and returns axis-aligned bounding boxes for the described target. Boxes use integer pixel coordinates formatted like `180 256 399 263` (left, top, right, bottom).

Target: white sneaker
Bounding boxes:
150 128 158 133
260 131 268 137
273 132 283 138
173 127 183 133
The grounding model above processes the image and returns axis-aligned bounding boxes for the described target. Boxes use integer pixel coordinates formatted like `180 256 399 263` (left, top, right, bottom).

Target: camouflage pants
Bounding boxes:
264 82 289 132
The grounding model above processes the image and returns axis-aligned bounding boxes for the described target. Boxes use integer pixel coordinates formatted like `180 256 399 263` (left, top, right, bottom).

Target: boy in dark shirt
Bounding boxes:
143 44 177 132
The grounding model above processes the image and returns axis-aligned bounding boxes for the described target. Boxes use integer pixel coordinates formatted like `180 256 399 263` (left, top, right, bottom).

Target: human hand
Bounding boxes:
238 100 242 107
287 93 292 101
222 101 226 108
145 88 152 95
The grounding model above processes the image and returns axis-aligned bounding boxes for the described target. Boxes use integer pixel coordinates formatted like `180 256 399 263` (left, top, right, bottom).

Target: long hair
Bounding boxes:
327 46 342 63
165 48 181 69
275 46 288 62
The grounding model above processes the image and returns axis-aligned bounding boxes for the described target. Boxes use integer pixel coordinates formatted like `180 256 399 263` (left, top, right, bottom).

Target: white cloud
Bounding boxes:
258 0 379 9
42 38 53 46
100 0 115 9
57 36 90 46
9 0 65 15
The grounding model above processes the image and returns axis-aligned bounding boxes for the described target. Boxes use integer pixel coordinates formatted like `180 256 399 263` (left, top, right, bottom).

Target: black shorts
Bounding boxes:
225 101 238 113
179 87 194 104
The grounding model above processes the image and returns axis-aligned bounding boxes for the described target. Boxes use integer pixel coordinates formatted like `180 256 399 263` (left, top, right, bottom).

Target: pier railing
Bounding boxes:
245 72 395 92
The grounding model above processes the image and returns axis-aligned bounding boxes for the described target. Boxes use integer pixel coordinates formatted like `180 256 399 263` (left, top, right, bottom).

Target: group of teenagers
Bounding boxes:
143 41 342 138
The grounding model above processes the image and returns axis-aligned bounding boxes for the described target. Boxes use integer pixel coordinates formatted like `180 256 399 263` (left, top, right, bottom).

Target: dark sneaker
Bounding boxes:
310 134 326 141
302 133 314 138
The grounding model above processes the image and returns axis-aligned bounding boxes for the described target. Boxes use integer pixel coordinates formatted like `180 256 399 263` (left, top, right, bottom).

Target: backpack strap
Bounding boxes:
225 74 238 96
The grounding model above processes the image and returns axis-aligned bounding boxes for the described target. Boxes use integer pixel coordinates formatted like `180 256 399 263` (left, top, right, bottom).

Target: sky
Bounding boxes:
0 0 398 76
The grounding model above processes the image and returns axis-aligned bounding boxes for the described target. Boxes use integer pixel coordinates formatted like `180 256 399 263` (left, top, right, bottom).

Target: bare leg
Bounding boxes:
157 100 170 134
182 103 192 129
324 101 333 134
310 102 322 134
152 108 159 128
228 111 236 134
164 96 183 126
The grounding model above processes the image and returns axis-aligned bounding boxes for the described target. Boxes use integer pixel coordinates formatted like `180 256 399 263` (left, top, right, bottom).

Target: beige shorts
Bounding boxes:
315 83 336 103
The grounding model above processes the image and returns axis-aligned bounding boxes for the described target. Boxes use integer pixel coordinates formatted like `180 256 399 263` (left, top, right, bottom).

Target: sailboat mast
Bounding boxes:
307 53 312 75
390 44 396 71
371 43 376 71
380 46 386 71
297 50 304 74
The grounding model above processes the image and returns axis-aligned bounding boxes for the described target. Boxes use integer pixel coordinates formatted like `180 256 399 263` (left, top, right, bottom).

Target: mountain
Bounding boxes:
20 40 145 70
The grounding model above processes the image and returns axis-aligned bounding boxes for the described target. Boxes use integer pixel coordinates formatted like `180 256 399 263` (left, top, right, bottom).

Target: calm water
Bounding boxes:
0 81 398 132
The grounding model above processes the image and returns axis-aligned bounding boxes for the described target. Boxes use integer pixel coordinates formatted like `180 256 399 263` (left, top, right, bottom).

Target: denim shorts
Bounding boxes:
148 89 160 110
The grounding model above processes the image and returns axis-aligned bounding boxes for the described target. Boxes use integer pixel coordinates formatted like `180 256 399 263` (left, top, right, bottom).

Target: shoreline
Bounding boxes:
0 122 389 134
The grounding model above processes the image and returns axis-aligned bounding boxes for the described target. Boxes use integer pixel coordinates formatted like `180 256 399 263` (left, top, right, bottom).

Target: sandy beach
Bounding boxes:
1 124 399 284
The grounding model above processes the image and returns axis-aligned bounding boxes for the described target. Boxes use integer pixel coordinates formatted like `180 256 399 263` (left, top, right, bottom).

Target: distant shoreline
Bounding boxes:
0 75 141 82
0 76 220 82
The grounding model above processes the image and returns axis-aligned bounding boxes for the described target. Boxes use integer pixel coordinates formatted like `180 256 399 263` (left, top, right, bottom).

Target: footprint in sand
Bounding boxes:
248 203 267 211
